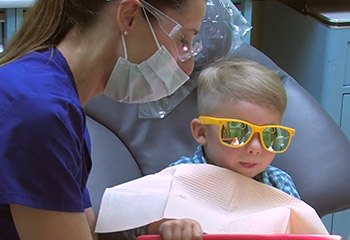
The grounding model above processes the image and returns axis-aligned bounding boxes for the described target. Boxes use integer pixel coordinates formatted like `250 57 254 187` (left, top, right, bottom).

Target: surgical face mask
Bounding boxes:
104 4 190 104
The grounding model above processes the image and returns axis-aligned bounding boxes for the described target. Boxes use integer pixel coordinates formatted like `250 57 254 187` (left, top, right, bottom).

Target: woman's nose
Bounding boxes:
246 133 263 155
177 57 195 75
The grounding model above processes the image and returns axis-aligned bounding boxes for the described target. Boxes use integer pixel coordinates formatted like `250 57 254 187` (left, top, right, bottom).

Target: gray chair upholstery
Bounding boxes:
85 41 350 220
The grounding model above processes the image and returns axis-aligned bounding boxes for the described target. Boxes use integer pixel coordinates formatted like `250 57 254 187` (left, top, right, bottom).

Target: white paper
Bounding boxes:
95 164 329 235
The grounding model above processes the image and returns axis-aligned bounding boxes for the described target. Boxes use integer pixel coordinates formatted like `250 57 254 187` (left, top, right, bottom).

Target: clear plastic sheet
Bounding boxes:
138 76 197 119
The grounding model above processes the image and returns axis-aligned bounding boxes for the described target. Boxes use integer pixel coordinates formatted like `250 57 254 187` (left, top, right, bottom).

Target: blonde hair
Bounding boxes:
197 58 287 116
0 0 108 65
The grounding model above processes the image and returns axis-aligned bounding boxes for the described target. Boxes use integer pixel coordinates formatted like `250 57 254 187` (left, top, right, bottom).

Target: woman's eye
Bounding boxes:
176 38 190 51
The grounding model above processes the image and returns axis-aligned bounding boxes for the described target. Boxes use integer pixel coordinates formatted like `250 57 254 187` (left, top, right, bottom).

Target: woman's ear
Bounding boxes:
191 118 207 146
116 0 141 32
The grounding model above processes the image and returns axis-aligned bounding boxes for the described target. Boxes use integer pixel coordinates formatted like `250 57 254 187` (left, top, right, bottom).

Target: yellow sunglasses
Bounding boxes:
199 116 296 153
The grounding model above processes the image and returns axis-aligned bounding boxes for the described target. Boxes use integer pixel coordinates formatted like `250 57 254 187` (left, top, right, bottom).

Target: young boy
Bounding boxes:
128 59 300 240
170 58 300 198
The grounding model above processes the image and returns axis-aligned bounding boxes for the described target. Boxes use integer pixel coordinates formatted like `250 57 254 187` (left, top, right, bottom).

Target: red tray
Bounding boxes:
137 234 342 240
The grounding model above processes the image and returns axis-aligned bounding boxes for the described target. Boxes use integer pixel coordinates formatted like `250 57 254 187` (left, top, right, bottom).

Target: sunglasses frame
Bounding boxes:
139 0 203 62
199 116 296 153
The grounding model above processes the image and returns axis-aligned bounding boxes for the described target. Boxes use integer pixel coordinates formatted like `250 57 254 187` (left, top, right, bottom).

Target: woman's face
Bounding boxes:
202 100 281 178
158 0 207 75
127 0 207 76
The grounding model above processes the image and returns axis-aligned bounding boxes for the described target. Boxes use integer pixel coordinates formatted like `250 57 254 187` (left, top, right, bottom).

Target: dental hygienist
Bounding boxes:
0 0 206 239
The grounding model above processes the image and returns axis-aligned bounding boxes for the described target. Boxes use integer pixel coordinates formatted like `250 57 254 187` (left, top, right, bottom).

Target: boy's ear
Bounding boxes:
116 0 141 32
191 118 207 146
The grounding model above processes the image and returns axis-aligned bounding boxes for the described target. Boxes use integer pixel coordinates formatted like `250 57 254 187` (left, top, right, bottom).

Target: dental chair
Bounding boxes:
85 41 350 216
84 0 350 238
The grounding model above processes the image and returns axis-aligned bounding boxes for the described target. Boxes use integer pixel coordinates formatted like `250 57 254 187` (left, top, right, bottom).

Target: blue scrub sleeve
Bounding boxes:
83 188 92 209
0 94 88 212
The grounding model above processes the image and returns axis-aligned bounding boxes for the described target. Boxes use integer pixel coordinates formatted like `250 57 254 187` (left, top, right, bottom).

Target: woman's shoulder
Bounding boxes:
0 48 74 92
0 49 81 122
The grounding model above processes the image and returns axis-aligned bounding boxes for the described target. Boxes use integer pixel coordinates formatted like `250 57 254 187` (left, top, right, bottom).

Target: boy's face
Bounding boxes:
198 100 282 178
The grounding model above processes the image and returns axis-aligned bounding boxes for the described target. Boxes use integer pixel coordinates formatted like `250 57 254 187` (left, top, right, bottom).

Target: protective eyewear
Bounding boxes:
140 0 203 62
199 116 295 153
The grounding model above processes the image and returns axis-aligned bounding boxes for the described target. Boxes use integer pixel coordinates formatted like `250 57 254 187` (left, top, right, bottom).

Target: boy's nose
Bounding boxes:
246 133 263 155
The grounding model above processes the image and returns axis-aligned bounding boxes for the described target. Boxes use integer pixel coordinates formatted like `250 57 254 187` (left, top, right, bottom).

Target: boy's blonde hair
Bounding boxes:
197 58 287 116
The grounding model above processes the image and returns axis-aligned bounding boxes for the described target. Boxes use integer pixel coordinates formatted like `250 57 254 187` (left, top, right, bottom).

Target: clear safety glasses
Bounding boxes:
199 116 296 153
140 0 203 62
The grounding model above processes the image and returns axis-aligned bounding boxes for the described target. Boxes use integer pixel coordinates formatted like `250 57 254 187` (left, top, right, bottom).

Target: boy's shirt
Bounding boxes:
170 145 301 199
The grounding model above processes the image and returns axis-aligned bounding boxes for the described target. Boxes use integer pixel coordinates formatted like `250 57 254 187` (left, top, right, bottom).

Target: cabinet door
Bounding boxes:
321 214 332 233
341 94 350 141
332 209 350 240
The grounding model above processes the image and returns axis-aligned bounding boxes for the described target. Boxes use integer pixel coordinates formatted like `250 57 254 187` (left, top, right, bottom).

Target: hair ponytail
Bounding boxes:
0 0 105 65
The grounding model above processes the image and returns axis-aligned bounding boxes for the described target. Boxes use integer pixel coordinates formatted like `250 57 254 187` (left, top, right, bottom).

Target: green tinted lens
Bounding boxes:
263 127 291 152
221 121 252 146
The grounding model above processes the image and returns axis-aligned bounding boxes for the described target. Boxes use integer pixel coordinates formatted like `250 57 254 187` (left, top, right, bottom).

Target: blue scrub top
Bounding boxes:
0 48 92 239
